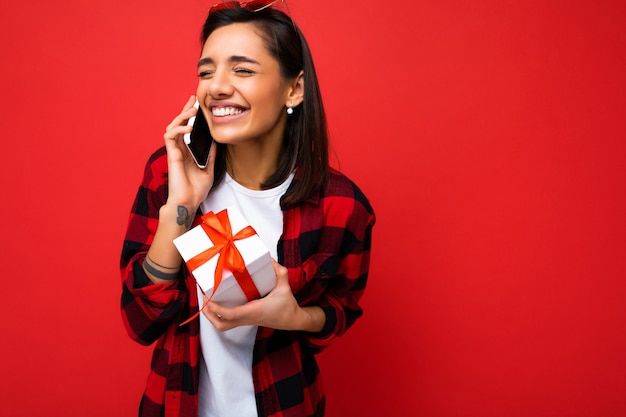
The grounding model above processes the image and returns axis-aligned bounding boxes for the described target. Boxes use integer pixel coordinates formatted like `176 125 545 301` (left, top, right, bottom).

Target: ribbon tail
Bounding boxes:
179 280 210 326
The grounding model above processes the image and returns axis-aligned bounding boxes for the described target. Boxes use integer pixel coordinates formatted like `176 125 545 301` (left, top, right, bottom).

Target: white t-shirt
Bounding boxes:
197 172 294 417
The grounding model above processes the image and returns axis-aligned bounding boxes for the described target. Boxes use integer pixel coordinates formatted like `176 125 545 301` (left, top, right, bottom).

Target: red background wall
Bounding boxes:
1 1 625 416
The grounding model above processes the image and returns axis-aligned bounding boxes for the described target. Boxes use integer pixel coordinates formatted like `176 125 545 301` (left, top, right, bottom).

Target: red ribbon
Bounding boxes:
180 208 262 325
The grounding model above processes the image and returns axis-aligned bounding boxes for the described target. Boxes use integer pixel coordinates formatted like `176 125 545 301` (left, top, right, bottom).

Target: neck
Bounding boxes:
225 141 282 190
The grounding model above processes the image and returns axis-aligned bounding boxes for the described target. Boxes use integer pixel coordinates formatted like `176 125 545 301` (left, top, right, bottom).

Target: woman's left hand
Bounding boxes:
201 259 325 332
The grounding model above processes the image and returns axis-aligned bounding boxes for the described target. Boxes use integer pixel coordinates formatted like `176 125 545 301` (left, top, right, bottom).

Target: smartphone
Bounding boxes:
184 101 213 169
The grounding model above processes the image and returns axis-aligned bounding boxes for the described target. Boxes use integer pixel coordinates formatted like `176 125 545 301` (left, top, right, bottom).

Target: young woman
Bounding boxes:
120 3 375 416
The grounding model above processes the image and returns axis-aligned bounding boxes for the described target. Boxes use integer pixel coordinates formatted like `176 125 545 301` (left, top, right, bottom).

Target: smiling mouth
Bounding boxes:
211 106 244 117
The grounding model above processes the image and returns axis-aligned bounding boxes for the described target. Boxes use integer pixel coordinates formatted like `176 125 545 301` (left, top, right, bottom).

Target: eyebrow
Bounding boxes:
197 55 261 68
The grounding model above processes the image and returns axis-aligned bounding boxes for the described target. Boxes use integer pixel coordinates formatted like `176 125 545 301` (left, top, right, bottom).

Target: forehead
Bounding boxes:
201 23 271 60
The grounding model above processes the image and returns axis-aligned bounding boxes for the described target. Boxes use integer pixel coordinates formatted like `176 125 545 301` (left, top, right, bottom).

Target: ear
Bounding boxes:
286 70 304 108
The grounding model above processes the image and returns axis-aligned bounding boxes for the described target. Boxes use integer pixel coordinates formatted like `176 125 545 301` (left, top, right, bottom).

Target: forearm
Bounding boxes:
121 201 192 343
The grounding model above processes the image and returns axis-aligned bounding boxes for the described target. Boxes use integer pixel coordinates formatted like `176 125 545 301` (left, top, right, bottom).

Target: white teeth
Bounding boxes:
212 107 243 117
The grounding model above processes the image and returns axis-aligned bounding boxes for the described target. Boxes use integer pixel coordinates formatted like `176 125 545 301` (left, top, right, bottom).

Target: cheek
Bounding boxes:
254 86 288 116
196 82 207 100
254 100 287 129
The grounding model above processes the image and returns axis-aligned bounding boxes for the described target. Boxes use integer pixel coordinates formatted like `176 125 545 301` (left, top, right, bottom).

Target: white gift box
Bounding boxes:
173 206 276 307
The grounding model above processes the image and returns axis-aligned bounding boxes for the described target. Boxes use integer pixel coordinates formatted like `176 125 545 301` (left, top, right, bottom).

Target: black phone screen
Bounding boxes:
187 108 212 168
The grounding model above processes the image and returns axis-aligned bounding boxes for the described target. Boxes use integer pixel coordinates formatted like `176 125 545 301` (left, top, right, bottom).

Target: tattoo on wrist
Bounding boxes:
146 254 180 270
177 205 193 228
143 258 179 281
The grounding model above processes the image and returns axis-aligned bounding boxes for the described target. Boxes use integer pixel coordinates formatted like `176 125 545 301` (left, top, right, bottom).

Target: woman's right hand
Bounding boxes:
163 95 216 216
141 96 216 284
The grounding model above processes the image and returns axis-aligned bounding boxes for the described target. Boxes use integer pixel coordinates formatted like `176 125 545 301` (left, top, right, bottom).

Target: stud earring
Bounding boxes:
287 102 294 115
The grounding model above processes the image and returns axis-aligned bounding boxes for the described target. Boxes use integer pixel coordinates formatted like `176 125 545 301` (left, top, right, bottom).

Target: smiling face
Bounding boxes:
196 22 294 148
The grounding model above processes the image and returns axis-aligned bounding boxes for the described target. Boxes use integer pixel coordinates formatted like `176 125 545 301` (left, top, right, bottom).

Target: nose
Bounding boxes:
207 68 234 98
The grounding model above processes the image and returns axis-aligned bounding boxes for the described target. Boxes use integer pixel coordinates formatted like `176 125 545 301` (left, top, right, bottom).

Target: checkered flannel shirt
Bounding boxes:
120 147 375 417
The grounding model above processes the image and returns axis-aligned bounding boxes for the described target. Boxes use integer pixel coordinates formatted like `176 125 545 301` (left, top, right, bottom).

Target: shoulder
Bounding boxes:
325 168 375 215
317 168 376 232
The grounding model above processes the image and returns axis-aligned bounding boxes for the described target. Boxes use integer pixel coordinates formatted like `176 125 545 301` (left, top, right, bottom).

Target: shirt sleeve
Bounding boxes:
294 177 376 353
305 222 374 352
119 147 190 346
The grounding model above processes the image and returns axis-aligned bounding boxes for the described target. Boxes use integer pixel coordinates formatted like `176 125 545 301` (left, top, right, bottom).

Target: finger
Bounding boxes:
164 124 193 143
200 299 225 325
271 258 289 285
205 300 231 320
179 95 198 124
165 109 197 135
182 95 196 112
271 258 286 271
165 96 198 133
213 300 261 325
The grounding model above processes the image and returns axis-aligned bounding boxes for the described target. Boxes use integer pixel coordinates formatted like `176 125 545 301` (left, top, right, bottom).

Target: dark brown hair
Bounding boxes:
201 7 329 207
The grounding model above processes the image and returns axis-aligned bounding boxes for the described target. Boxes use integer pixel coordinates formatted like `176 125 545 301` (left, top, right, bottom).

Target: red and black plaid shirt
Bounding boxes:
120 147 375 417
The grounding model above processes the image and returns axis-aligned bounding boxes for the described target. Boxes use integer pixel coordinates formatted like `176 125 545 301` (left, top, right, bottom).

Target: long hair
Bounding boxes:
200 7 329 207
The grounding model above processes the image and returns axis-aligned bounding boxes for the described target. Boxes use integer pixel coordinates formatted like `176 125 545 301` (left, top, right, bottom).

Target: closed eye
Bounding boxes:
234 68 255 75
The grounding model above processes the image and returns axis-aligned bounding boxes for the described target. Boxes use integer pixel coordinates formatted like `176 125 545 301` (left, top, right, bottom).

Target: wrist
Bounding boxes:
160 203 197 230
142 254 181 281
299 306 326 333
